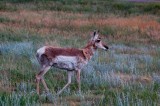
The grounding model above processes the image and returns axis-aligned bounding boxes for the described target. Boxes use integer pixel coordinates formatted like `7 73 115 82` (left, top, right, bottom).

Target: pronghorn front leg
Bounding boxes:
36 66 51 94
41 78 49 92
57 71 73 95
36 76 40 95
76 70 81 94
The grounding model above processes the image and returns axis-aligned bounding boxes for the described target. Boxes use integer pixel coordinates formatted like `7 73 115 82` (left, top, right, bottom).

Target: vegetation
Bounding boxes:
0 0 160 105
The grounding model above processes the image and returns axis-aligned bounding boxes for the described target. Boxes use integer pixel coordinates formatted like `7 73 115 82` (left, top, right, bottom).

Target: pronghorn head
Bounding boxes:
90 30 109 51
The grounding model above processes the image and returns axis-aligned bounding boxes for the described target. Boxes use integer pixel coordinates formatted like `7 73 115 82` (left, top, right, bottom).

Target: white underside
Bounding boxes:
55 56 77 63
53 56 77 70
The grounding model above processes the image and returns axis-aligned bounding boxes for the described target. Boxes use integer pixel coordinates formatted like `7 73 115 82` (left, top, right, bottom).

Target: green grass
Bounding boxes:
102 85 159 105
35 2 160 15
0 0 160 15
0 92 39 106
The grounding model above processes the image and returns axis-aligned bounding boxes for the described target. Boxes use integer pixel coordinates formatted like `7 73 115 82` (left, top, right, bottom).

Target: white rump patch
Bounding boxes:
37 46 46 56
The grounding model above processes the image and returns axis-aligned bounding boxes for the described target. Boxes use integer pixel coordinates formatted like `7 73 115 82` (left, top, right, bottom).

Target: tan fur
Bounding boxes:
82 49 93 60
45 47 86 60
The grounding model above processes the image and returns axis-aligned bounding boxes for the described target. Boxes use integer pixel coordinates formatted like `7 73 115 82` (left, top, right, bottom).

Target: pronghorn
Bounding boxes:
35 30 109 95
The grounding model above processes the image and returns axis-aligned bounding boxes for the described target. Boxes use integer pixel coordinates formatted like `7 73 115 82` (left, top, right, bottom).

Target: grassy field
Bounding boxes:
0 0 160 106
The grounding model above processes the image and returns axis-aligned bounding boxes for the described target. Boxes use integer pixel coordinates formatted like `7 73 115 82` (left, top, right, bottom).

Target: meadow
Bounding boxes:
0 0 160 105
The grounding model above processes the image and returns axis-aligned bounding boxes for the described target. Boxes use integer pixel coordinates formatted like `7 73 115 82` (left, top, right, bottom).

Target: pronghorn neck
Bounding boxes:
82 41 97 60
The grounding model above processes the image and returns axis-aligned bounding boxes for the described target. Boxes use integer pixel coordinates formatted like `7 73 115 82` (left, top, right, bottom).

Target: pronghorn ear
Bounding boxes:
93 30 99 41
93 31 96 36
90 30 99 41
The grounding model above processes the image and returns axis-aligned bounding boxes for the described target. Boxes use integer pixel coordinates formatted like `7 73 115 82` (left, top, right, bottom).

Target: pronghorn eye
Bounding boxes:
95 39 101 43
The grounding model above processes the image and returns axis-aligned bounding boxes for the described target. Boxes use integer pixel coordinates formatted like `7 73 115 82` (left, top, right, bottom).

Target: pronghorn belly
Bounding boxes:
52 56 78 71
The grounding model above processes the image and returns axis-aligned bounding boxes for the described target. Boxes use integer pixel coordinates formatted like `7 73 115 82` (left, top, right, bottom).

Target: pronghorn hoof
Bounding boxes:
55 93 60 97
76 91 84 99
40 92 55 103
46 92 55 103
44 90 50 94
34 78 40 83
79 94 84 99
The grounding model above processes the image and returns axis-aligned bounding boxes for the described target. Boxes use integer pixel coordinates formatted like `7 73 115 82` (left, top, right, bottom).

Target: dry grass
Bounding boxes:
113 73 152 83
42 94 103 106
0 10 159 41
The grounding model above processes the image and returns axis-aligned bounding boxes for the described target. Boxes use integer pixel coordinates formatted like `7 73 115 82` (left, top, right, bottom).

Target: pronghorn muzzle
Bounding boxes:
103 44 109 51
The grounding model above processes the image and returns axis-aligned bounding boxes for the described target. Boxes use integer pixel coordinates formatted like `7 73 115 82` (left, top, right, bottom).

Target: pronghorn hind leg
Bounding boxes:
36 77 40 95
36 66 51 94
76 70 81 94
57 71 73 95
41 78 49 92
